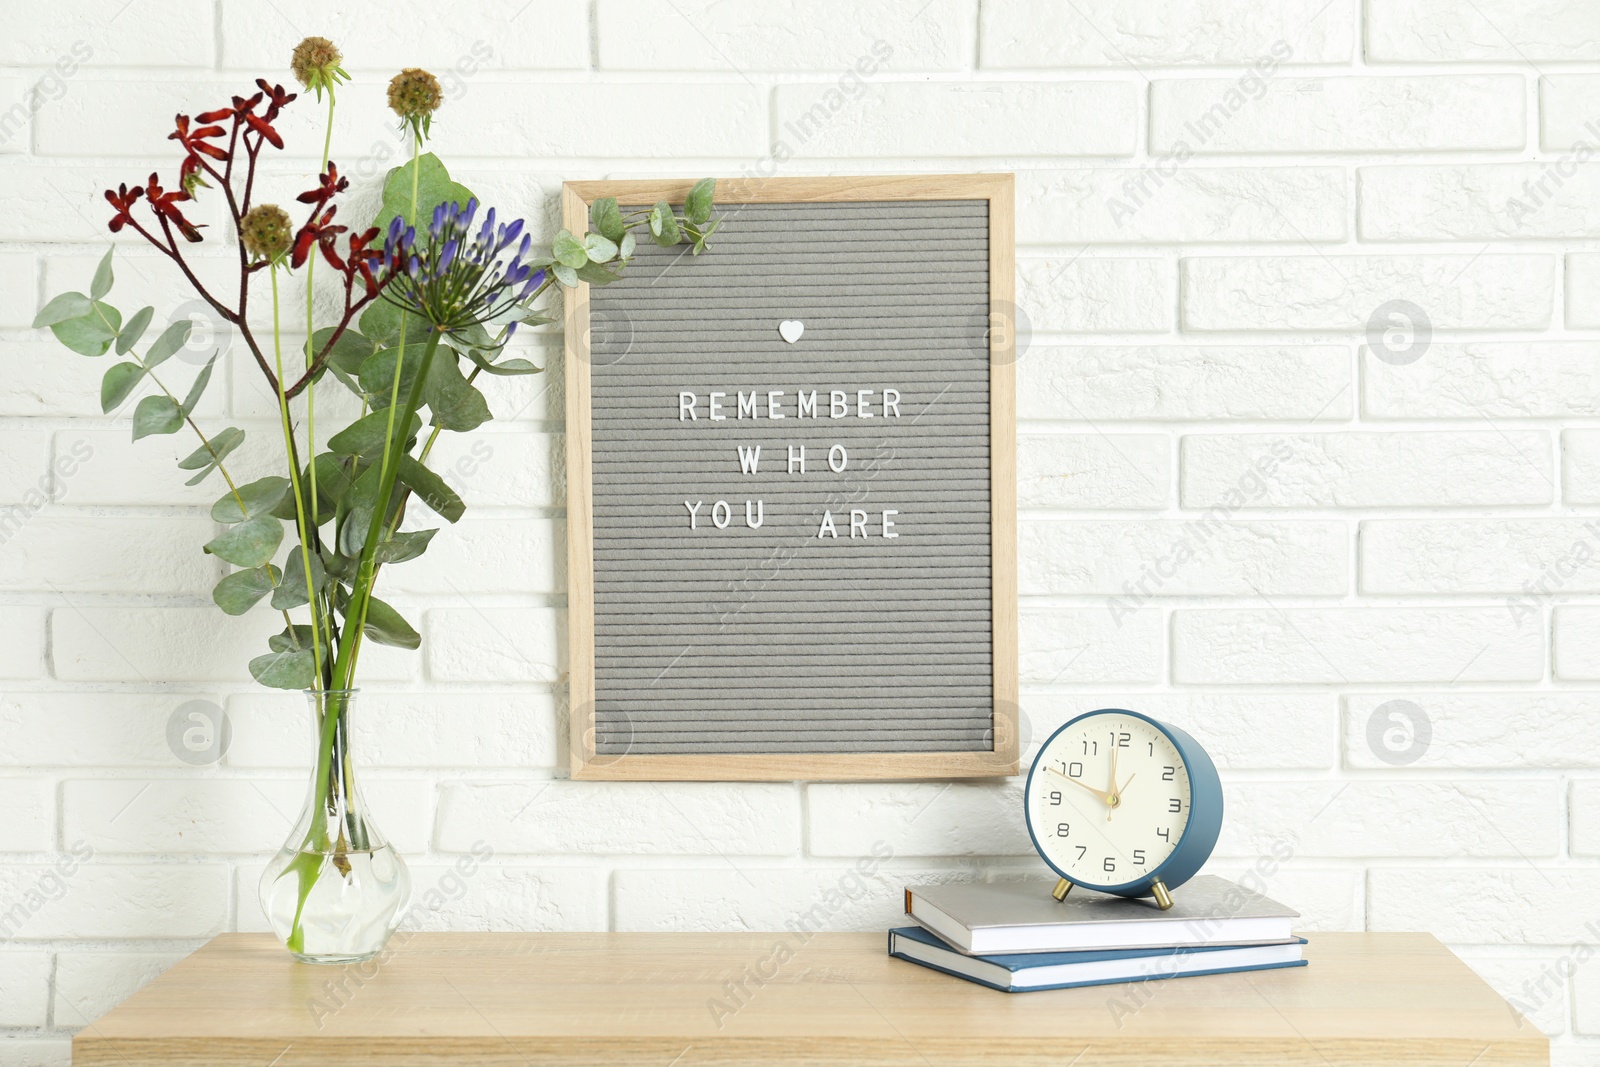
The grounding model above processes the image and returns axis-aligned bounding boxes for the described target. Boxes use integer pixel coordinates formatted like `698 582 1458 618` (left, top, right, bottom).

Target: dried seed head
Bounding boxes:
240 204 293 262
291 37 342 89
388 68 442 124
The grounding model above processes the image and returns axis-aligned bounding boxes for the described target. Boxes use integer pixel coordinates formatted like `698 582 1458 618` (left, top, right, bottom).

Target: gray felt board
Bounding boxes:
586 199 993 754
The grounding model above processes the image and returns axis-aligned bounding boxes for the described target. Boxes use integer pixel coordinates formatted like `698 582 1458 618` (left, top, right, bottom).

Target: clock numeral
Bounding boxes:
1049 790 1062 806
1156 827 1170 841
1168 798 1183 813
1075 846 1087 860
1132 849 1146 865
1082 740 1098 755
1068 762 1083 778
1103 856 1117 873
1056 822 1070 838
1108 732 1130 748
1147 741 1154 756
1162 766 1175 781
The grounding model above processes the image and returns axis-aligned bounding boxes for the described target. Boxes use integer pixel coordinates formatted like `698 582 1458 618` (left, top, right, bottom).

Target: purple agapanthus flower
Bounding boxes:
378 198 546 338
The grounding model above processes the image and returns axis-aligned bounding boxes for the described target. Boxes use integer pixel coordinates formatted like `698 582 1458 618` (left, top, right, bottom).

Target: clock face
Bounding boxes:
1026 711 1193 890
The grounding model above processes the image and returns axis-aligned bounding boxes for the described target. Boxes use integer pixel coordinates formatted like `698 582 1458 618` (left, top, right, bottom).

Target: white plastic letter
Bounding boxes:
817 510 838 538
883 388 901 417
738 445 762 474
882 510 898 538
828 444 848 473
746 500 765 529
679 392 697 421
788 445 806 473
857 389 873 417
797 390 818 418
685 500 702 529
738 392 758 419
709 392 726 420
712 500 732 529
850 509 868 538
768 390 785 418
830 390 848 418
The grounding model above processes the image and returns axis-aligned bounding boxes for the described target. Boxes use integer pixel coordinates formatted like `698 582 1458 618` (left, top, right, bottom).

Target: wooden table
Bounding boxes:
73 932 1546 1066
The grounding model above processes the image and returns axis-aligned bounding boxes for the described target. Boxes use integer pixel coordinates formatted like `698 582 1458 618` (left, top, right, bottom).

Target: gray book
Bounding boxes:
905 875 1300 956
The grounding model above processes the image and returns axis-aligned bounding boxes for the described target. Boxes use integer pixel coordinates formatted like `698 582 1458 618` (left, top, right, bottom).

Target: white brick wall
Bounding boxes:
2 1 1599 1060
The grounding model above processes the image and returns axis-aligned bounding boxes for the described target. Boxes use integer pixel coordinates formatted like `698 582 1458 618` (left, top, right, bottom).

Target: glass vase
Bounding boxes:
258 689 411 964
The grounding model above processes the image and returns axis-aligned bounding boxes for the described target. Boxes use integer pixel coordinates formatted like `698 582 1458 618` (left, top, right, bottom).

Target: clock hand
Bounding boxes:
1107 772 1137 821
1107 741 1119 818
1044 765 1114 804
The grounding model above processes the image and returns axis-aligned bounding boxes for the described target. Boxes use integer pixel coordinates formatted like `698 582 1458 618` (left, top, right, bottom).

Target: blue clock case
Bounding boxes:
1024 708 1225 899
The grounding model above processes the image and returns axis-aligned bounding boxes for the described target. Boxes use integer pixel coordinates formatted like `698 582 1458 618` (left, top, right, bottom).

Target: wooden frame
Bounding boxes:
563 174 1017 781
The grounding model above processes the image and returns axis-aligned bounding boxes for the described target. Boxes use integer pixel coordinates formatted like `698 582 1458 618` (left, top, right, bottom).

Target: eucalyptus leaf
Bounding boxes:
377 527 437 564
684 177 715 225
181 350 219 416
33 292 91 329
204 514 283 568
178 427 245 485
328 407 422 460
582 233 618 263
306 327 378 378
552 229 587 269
360 595 421 650
90 248 115 301
272 548 327 610
398 455 464 522
576 262 623 286
371 151 476 233
648 201 680 247
116 306 154 355
358 300 431 349
100 362 145 413
269 624 316 654
552 264 578 288
131 395 183 440
249 647 316 689
143 319 192 369
358 346 422 410
52 303 122 357
211 475 290 523
590 197 626 242
213 564 280 616
619 233 636 260
462 346 543 377
423 353 492 432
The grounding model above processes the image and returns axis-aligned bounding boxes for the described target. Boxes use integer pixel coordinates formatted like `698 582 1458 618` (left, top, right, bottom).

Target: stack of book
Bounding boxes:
889 875 1307 993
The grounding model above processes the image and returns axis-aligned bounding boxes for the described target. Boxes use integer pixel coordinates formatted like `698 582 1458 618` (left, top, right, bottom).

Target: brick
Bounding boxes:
1019 169 1346 244
0 515 215 594
1368 0 1600 61
0 4 207 67
1542 75 1600 150
1183 255 1555 331
0 341 114 417
64 778 300 854
1016 434 1170 510
1569 254 1600 328
223 3 587 71
0 430 48 503
0 78 29 155
0 692 220 767
1018 346 1351 422
51 951 185 1028
1173 608 1542 684
1362 165 1600 240
1368 869 1600 944
1152 75 1522 154
0 164 221 243
1365 343 1600 419
50 425 281 507
1572 781 1600 857
1019 608 1163 684
599 0 971 70
983 0 1354 65
437 781 800 855
1026 693 1338 770
427 431 562 508
424 608 562 683
809 784 1030 856
776 81 1136 158
1456 952 1571 1036
0 609 45 681
0 781 51 852
1565 430 1600 503
1182 432 1552 508
0 952 49 1026
382 517 561 596
0 859 227 939
227 690 561 770
1554 608 1600 680
613 864 994 932
0 1040 69 1067
1348 695 1600 769
51 606 416 684
1199 862 1362 931
1220 781 1558 858
1367 519 1600 595
0 254 35 326
399 863 606 932
1016 257 1171 333
1021 519 1346 596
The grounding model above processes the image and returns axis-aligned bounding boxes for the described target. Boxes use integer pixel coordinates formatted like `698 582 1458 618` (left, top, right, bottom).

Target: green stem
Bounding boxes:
304 85 338 666
269 266 326 692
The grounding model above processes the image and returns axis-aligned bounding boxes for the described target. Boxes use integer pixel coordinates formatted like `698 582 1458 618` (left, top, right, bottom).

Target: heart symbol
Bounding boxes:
778 320 805 344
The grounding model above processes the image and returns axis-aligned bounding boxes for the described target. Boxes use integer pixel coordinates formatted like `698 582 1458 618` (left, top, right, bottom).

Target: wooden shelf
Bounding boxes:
73 931 1546 1066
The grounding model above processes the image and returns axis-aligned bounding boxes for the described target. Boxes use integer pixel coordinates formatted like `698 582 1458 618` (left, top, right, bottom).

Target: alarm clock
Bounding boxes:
1023 708 1223 910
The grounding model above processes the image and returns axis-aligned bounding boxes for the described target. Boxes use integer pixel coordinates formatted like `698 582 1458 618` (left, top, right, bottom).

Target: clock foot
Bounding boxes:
1150 879 1174 910
1052 877 1072 902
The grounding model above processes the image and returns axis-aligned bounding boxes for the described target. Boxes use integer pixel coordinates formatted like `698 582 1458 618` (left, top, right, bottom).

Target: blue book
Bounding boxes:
888 925 1308 993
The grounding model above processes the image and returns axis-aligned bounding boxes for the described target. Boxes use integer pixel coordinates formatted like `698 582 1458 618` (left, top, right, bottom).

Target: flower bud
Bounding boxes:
388 68 442 138
240 204 293 262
